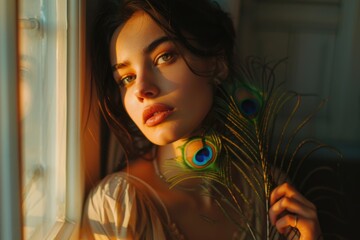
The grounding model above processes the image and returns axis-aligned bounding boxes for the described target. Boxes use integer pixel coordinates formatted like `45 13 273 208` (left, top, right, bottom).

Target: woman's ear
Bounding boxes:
214 58 229 84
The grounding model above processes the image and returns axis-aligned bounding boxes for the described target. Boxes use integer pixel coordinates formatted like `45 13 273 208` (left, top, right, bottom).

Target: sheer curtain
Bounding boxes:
18 1 69 238
0 0 84 239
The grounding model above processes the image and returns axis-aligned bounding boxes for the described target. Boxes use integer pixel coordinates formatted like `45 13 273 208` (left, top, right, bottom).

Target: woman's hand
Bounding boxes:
269 182 322 240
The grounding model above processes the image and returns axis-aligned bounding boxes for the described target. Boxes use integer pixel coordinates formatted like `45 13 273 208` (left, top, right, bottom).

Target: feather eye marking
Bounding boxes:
180 137 218 170
234 84 263 120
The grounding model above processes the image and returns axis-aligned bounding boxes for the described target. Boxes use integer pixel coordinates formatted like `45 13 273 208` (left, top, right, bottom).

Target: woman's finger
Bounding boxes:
275 213 321 240
274 213 298 234
269 183 322 240
268 195 317 225
270 182 315 210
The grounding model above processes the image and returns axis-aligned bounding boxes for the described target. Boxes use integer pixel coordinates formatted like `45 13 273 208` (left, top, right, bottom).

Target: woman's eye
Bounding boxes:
119 75 136 87
155 52 175 65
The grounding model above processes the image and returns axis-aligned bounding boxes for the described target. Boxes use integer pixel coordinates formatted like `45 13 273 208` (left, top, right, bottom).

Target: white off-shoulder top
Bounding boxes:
81 169 277 240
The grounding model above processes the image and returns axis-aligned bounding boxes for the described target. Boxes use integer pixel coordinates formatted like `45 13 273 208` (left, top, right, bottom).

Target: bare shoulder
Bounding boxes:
123 157 156 182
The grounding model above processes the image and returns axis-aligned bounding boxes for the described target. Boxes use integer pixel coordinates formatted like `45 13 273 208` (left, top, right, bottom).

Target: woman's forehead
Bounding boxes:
109 11 166 63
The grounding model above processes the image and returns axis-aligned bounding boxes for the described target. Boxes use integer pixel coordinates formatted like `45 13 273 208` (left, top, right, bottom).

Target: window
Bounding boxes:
19 0 68 238
0 0 84 239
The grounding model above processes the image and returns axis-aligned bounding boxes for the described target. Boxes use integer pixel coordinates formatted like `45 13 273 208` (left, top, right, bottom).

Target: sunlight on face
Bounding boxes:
110 11 215 146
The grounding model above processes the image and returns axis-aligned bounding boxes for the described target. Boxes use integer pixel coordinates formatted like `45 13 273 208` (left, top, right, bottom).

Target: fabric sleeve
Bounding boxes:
81 173 172 240
81 174 136 240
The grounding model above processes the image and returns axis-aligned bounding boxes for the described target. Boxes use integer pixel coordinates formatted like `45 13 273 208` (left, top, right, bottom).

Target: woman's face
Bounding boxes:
110 11 215 146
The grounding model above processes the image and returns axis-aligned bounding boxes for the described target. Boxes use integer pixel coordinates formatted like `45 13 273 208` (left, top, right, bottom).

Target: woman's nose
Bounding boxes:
134 74 160 102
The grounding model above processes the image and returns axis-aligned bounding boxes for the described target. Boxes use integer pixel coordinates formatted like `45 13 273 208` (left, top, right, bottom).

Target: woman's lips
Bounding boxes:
143 103 174 127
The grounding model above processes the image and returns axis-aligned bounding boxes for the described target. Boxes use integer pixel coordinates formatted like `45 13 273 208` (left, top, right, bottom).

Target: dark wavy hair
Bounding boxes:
90 0 236 163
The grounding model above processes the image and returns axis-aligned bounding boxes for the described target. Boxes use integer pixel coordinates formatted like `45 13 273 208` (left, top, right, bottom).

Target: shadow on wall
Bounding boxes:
342 158 360 239
294 152 360 240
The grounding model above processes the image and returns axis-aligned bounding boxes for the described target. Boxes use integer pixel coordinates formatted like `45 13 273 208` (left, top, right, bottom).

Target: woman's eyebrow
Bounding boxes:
112 36 171 71
112 62 128 71
144 36 170 54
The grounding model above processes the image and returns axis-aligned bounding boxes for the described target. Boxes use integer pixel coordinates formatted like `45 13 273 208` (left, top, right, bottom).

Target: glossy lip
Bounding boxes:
143 103 174 127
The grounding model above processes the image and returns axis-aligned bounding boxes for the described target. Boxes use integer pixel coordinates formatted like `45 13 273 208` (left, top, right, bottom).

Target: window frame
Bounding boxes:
0 0 23 239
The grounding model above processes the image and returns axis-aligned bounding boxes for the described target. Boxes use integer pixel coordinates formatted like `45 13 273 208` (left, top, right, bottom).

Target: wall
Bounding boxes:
236 0 360 238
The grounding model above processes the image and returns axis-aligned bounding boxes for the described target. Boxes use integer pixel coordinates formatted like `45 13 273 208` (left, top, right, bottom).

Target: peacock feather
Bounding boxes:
163 57 343 239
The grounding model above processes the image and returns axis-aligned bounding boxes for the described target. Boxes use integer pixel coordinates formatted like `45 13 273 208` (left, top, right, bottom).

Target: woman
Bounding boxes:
82 0 322 239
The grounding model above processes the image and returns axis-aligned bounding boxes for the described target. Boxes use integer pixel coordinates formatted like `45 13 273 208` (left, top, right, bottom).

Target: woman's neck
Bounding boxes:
156 140 184 163
155 139 185 179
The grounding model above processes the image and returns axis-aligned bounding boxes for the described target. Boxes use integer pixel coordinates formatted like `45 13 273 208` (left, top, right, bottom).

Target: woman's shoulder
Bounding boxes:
82 160 174 239
89 168 148 201
87 158 167 212
86 172 135 215
91 158 152 192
